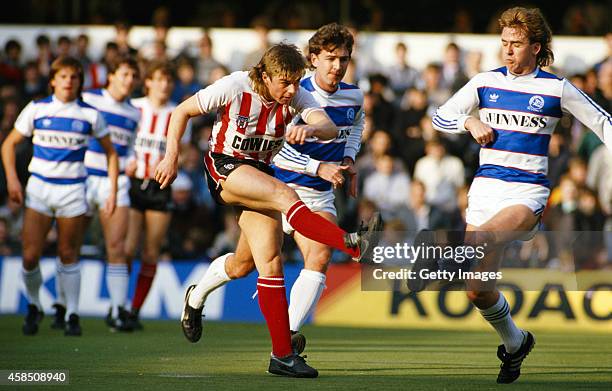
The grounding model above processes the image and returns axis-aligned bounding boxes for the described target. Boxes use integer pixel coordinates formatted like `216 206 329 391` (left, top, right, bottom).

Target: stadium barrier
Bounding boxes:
1 257 609 332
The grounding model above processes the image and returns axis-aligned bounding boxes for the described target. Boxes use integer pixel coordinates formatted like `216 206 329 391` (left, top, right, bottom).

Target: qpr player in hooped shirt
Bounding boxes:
1 56 119 337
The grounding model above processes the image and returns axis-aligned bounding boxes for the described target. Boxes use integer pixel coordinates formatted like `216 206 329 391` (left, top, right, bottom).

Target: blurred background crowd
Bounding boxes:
0 2 611 270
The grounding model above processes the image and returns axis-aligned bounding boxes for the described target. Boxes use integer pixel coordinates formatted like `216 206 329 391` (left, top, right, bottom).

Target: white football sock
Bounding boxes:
188 253 232 309
106 263 129 318
289 269 326 332
58 262 81 320
22 266 42 309
479 292 526 353
54 258 65 306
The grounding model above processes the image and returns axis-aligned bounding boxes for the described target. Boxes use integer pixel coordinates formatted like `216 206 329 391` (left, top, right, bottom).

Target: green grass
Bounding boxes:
1 315 611 390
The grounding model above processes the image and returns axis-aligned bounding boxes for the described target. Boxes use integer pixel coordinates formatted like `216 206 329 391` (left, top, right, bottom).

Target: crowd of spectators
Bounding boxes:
0 19 610 271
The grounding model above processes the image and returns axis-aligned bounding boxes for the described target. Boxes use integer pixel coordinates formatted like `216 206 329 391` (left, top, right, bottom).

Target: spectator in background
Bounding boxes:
413 139 464 212
242 16 271 69
172 57 202 103
548 133 571 189
56 36 72 58
386 42 420 97
21 61 47 102
75 34 91 66
114 21 138 57
441 42 468 93
365 74 394 130
363 154 410 220
419 63 451 115
403 180 456 231
595 60 611 112
356 129 405 186
465 50 483 78
0 39 23 85
195 31 223 87
34 34 53 78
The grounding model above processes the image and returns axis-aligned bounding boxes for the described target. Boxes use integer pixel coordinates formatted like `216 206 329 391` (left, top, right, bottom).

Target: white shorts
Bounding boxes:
86 175 130 214
25 176 88 218
282 185 336 235
466 178 549 240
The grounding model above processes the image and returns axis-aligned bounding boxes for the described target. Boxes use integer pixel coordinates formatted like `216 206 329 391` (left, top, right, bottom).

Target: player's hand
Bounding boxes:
154 156 178 189
6 178 23 206
102 192 116 217
317 163 349 189
465 117 495 145
125 159 137 177
342 157 358 198
285 125 315 144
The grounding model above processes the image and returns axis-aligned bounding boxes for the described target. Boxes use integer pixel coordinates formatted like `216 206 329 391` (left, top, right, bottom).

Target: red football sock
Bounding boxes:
131 263 157 310
257 276 293 358
286 200 359 258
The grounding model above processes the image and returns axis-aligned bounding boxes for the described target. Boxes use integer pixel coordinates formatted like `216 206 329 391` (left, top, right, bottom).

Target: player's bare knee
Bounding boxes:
22 251 40 270
305 253 331 273
277 185 300 212
57 245 78 264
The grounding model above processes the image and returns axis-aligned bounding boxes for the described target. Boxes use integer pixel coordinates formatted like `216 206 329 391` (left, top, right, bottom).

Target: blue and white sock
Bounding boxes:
22 266 42 309
479 292 526 353
57 262 81 320
106 263 129 318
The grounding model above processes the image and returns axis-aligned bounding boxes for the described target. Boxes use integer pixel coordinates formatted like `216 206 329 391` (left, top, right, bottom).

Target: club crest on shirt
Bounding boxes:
236 115 249 129
528 95 545 112
346 108 355 122
71 120 84 132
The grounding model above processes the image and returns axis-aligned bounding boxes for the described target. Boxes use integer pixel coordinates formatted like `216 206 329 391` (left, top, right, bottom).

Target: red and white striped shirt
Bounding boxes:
195 71 320 164
130 97 191 179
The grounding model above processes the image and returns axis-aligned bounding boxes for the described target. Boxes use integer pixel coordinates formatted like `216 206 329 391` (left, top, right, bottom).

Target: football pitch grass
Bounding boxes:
1 315 611 390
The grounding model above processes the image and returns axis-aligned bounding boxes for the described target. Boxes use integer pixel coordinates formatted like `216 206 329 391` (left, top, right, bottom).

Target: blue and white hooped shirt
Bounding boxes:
14 94 108 185
82 89 141 176
433 66 612 192
271 76 365 192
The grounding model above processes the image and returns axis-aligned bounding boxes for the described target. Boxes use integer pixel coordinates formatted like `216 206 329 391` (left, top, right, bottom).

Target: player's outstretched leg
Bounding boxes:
343 212 384 262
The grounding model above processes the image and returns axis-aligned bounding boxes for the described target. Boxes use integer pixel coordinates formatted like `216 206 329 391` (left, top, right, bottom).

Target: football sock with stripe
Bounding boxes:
479 292 526 353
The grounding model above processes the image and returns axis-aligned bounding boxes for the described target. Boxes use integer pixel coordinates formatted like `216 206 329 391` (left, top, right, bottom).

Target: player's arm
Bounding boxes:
273 142 321 176
342 104 365 197
562 79 612 153
286 88 338 143
156 75 234 188
432 75 493 144
99 135 118 216
3 101 36 206
1 129 27 206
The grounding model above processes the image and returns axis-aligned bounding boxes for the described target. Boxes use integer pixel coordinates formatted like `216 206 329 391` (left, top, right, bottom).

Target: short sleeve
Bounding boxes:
14 101 37 137
92 111 109 139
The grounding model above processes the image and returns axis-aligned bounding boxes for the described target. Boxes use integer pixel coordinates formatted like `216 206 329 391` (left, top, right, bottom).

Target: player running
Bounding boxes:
183 23 365 355
155 43 380 378
124 61 190 329
79 56 140 332
424 7 611 383
1 56 118 336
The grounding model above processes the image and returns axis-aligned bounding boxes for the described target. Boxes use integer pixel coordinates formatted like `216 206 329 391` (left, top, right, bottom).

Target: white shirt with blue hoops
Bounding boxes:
82 89 141 176
272 76 365 192
432 66 612 200
14 94 108 185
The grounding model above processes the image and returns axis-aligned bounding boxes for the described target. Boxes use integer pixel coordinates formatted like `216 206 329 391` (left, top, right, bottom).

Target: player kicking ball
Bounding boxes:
155 43 381 378
413 7 612 384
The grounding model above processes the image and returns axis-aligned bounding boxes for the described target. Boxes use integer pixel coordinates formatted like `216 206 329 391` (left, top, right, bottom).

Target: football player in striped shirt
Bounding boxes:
155 43 381 378
1 56 118 336
428 7 612 383
124 61 190 329
81 56 141 332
